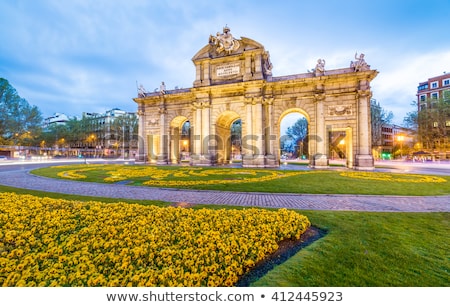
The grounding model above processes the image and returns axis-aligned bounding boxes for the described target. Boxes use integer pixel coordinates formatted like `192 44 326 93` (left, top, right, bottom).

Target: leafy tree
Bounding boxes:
109 113 139 157
417 97 450 150
281 117 308 157
0 78 42 145
381 109 394 124
403 101 418 129
371 99 395 148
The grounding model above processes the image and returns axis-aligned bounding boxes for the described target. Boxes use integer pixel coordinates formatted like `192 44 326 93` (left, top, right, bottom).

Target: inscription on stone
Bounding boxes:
216 63 240 77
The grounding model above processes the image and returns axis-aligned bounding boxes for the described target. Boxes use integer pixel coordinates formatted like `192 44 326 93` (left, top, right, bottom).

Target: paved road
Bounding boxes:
0 160 449 212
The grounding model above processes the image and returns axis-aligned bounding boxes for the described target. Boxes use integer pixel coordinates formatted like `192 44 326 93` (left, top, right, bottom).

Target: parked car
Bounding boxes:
0 155 8 161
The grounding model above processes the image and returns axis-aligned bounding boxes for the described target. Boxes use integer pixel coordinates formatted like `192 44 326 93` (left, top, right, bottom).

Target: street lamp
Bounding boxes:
397 135 404 159
122 123 125 159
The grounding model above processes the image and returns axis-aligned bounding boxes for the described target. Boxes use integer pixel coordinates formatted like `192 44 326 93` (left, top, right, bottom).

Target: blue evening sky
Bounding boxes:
1 0 449 124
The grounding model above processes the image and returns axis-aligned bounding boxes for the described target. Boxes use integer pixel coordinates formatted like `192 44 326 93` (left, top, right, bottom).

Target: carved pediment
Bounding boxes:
191 29 265 61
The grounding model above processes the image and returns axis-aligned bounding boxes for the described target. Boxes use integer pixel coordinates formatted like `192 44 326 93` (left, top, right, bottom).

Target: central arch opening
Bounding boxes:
215 111 241 164
279 111 309 163
230 119 242 162
180 121 190 161
170 116 191 164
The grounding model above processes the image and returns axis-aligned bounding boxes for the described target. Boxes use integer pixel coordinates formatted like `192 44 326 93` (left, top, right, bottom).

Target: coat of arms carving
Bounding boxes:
209 26 240 55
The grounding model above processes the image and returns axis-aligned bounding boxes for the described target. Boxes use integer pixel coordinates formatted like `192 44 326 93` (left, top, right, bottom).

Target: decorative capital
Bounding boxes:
314 93 325 102
357 90 371 98
158 106 167 114
262 97 274 105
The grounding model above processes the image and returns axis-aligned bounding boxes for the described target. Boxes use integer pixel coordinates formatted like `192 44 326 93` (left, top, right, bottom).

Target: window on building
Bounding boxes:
420 95 426 101
431 81 438 89
443 79 450 86
420 103 427 110
418 84 429 91
444 90 450 102
431 92 439 100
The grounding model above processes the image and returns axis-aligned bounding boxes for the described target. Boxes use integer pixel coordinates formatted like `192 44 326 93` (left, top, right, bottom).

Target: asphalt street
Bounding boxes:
0 159 449 212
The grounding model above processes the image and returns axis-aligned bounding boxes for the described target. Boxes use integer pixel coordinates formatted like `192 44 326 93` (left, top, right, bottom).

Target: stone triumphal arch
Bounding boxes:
134 26 378 169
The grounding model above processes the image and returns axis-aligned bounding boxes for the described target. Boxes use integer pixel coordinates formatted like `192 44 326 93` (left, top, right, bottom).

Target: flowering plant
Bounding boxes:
0 192 310 287
339 171 447 183
54 165 303 187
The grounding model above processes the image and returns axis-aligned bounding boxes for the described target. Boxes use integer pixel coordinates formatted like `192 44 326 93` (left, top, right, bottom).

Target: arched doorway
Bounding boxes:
170 116 190 164
278 109 310 163
329 127 353 167
215 111 241 164
230 119 242 163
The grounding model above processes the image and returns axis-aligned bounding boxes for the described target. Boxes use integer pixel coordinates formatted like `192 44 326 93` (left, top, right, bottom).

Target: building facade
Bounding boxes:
41 108 138 158
417 72 450 157
134 27 378 169
417 72 450 108
43 113 70 129
82 108 138 158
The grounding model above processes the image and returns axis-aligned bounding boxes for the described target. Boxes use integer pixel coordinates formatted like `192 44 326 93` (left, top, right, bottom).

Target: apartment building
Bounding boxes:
416 72 450 157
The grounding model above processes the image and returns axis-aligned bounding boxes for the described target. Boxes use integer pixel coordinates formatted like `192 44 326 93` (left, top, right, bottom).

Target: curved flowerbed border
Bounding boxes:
54 165 304 187
339 171 446 183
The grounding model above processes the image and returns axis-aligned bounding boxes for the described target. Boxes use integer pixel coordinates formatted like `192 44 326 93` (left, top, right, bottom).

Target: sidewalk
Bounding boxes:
0 164 448 212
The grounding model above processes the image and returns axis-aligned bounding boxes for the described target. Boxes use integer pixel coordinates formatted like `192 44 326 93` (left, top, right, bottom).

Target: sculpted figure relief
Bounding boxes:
351 52 370 72
314 58 326 76
137 84 147 98
160 81 166 95
263 51 273 76
209 26 240 55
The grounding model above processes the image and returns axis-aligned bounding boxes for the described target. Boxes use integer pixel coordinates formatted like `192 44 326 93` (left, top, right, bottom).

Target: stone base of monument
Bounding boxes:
354 154 374 170
264 155 278 167
311 154 329 169
190 154 218 166
156 155 169 165
242 155 266 168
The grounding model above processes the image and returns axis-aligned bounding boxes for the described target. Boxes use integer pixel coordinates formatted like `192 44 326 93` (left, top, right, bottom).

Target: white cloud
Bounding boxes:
371 50 450 123
1 0 450 122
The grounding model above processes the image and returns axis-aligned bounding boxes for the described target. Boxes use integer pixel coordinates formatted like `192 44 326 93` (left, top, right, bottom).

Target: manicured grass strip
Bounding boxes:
31 164 450 196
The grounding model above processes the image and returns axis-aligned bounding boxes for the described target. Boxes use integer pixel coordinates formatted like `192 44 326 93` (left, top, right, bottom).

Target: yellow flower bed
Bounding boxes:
339 171 447 183
53 165 302 187
0 192 310 287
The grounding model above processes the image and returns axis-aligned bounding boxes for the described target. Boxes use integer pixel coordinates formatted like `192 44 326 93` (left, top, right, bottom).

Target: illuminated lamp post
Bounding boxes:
397 135 404 159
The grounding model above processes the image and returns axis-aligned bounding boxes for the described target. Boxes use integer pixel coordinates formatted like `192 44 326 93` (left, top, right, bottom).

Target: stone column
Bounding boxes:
244 98 253 158
194 105 202 158
202 60 211 86
243 54 252 81
312 93 328 168
157 105 168 164
253 53 263 79
193 63 202 87
264 97 277 166
252 98 265 166
137 104 146 162
171 127 180 164
202 103 212 164
355 88 374 170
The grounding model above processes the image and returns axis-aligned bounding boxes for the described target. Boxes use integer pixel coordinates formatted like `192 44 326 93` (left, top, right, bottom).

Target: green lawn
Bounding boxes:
1 184 448 286
31 164 450 196
251 210 449 286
